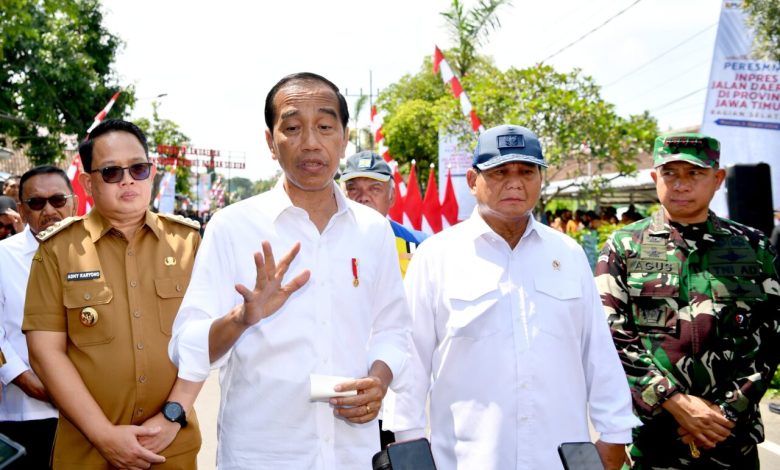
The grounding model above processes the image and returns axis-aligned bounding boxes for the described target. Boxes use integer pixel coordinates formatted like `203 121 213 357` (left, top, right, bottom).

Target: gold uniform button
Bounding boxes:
139 375 147 383
137 408 144 416
83 292 92 300
80 307 98 327
127 250 134 256
136 342 144 350
176 284 182 292
133 310 141 318
164 256 177 266
130 281 137 288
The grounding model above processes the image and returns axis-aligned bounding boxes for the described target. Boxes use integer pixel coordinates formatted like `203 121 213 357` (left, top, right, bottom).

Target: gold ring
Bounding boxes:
366 404 371 414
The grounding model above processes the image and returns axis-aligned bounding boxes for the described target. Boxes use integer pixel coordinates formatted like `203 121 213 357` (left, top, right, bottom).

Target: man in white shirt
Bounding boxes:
388 124 640 470
168 72 411 469
0 165 76 468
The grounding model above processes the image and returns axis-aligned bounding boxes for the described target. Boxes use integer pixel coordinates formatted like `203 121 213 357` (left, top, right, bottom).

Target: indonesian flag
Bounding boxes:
86 91 121 134
370 106 392 162
441 167 459 227
433 46 485 134
388 164 405 224
422 164 442 234
66 155 93 215
403 160 423 230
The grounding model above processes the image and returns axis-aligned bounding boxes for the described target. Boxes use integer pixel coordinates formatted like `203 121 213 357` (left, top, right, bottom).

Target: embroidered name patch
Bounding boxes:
66 271 101 281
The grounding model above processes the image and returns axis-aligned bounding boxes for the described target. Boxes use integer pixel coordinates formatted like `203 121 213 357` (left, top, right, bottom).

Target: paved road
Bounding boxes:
193 372 780 469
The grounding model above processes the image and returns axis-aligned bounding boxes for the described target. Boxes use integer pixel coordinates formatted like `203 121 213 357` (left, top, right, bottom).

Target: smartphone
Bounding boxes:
558 442 604 470
386 438 437 470
0 433 25 469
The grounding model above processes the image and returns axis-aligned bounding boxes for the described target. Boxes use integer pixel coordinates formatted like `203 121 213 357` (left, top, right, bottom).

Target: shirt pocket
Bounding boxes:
63 283 114 347
709 274 766 337
154 278 187 335
444 282 503 340
532 277 583 338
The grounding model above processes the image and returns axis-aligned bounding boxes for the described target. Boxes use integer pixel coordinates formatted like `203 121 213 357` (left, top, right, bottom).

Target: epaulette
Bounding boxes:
158 213 201 230
36 216 81 242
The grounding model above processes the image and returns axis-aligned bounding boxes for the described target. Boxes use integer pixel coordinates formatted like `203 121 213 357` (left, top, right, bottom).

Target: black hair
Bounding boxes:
78 119 149 172
19 165 73 202
264 72 349 131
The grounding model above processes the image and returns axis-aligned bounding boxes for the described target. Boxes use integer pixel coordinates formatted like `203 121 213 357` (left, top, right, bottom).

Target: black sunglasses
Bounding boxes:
23 194 75 211
90 162 153 184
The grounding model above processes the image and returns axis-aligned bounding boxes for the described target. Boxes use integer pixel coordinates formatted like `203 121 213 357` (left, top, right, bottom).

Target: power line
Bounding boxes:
621 58 709 106
649 87 707 112
603 22 717 88
541 0 644 63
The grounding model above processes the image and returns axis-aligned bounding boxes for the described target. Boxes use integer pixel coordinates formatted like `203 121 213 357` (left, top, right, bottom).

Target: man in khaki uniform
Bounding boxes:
23 119 202 469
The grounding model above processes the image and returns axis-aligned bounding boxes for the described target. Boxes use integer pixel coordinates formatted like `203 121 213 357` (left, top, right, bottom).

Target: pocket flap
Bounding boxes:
534 277 582 300
155 278 187 299
63 283 113 308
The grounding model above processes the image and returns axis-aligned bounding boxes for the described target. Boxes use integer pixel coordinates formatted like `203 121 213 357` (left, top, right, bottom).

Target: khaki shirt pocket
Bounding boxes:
155 278 187 335
63 283 114 347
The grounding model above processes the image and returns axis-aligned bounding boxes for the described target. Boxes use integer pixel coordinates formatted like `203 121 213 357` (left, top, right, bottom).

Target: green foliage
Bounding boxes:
225 177 253 203
135 102 192 197
744 0 780 62
0 0 135 164
252 171 281 196
377 58 657 204
440 0 513 76
570 223 624 252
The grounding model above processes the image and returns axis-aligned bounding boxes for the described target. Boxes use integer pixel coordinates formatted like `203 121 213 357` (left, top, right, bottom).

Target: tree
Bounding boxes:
0 0 135 164
744 0 780 62
377 57 657 206
252 171 281 195
440 0 513 77
135 101 192 198
225 176 253 203
348 94 374 152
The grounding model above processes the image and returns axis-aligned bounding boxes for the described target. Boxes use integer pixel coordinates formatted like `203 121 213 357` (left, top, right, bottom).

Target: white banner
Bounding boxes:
438 133 475 221
156 170 176 214
701 0 780 215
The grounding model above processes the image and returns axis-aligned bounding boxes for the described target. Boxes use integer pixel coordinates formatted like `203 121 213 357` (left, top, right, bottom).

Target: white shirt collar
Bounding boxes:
465 206 546 246
265 177 351 223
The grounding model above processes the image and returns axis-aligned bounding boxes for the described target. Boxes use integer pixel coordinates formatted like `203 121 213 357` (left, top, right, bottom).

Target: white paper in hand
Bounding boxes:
309 374 358 401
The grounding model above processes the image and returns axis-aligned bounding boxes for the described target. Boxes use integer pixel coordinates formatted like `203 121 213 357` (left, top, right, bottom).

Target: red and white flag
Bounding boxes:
66 154 93 216
388 163 406 224
403 160 423 230
422 164 443 234
433 46 485 134
370 106 392 163
86 91 121 134
441 167 460 228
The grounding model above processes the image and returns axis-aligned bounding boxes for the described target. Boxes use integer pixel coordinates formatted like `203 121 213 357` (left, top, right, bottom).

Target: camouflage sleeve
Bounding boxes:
713 236 780 424
595 232 682 420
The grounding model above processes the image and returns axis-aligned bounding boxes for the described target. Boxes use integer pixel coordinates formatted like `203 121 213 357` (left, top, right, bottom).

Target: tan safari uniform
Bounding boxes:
22 210 201 469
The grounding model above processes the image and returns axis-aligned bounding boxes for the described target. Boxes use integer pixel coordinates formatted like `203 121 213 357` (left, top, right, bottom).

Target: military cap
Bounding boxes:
473 125 547 170
653 132 720 168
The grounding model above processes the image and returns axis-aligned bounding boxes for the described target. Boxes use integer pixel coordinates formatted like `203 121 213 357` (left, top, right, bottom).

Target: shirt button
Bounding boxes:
133 310 141 318
176 284 182 292
137 408 144 415
725 391 734 399
322 358 329 364
130 281 137 288
657 385 666 393
83 293 92 300
139 375 147 383
137 342 144 350
128 250 134 256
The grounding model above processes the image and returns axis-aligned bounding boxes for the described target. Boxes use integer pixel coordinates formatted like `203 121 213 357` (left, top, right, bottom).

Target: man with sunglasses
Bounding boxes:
596 133 780 469
0 165 75 469
23 119 203 470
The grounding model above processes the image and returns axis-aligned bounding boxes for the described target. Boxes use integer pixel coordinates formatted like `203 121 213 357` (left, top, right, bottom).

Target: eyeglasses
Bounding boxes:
90 162 153 184
23 194 75 211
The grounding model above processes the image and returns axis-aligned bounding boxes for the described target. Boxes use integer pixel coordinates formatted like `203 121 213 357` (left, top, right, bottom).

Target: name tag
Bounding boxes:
628 259 679 274
66 271 101 281
709 263 761 277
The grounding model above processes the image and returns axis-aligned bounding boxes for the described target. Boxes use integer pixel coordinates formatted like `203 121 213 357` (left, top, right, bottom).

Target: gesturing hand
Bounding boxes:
234 240 310 327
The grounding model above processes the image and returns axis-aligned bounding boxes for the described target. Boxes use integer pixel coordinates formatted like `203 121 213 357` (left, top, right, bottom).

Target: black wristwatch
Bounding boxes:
162 401 188 428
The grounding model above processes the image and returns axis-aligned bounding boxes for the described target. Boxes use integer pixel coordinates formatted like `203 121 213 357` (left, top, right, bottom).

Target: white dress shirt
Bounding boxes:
389 210 640 470
0 227 58 421
169 180 411 470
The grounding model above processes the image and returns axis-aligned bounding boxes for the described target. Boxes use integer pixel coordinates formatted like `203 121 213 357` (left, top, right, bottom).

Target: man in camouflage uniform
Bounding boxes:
596 132 780 469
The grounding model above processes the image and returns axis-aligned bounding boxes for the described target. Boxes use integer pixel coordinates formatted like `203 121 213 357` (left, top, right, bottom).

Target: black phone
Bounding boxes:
558 442 604 470
385 438 437 470
0 433 25 469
